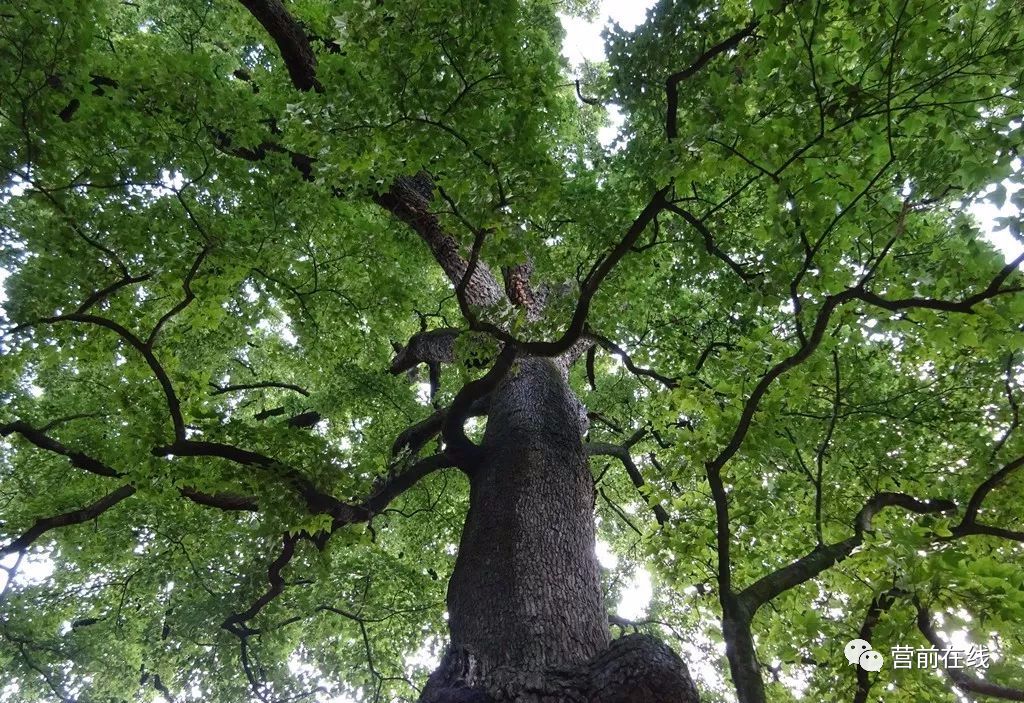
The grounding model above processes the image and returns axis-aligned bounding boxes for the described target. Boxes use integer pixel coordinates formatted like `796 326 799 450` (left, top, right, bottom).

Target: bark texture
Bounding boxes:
375 174 504 308
422 357 700 702
449 357 606 670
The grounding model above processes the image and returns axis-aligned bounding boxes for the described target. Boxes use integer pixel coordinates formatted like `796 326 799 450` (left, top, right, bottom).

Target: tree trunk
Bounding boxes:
721 608 765 703
420 357 700 702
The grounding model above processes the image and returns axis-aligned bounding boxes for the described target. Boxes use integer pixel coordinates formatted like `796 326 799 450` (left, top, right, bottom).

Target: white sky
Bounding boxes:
561 0 652 65
561 0 654 145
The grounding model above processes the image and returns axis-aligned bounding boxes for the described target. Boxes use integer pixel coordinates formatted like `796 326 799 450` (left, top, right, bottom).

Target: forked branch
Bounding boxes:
665 20 759 140
737 492 955 613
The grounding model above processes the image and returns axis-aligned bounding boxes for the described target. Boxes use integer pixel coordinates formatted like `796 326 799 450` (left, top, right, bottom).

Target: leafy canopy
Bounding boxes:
1 0 1023 701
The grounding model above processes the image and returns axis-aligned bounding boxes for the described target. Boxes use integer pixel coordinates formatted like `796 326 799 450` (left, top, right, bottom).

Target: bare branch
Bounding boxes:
442 344 516 467
853 588 902 703
0 485 136 558
374 174 504 309
146 246 209 348
152 439 352 519
503 261 543 319
389 328 459 375
586 440 669 525
662 202 761 282
737 493 955 613
1 421 123 478
917 604 1024 701
360 453 455 518
178 487 259 512
391 397 489 458
665 20 759 140
951 522 1024 542
991 353 1020 459
574 79 601 106
222 532 300 635
955 454 1024 535
514 188 671 358
210 381 310 397
35 312 187 441
590 332 679 389
707 462 734 596
2 420 258 512
851 249 1024 314
75 272 153 314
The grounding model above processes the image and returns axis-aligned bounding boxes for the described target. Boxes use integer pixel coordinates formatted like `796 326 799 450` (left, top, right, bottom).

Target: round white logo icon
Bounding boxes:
844 639 872 665
859 649 884 672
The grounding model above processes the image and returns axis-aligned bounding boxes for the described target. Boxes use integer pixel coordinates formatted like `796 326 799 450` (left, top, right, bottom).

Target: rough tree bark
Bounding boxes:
419 357 700 703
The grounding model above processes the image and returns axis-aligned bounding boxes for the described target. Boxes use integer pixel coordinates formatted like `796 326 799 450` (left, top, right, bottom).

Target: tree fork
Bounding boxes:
225 1 705 697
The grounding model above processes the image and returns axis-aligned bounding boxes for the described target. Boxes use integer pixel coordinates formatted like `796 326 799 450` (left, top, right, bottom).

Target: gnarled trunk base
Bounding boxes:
419 633 701 703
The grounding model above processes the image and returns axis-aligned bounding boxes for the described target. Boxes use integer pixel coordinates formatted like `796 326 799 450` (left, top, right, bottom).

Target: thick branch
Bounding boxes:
76 273 153 314
36 313 187 441
955 454 1024 533
515 188 671 358
224 453 453 636
503 261 543 319
223 532 299 635
214 113 671 361
217 130 674 360
850 251 1023 312
178 487 259 512
442 344 516 467
738 493 955 612
707 462 734 596
951 521 1024 543
361 453 455 517
2 420 259 512
388 328 459 374
374 175 504 309
1 421 123 478
210 130 315 181
236 0 320 92
152 439 351 519
391 397 490 458
0 485 136 558
853 588 902 703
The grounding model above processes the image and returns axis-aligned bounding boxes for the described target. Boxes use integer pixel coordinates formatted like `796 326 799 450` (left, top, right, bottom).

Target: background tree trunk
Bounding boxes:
421 358 700 702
